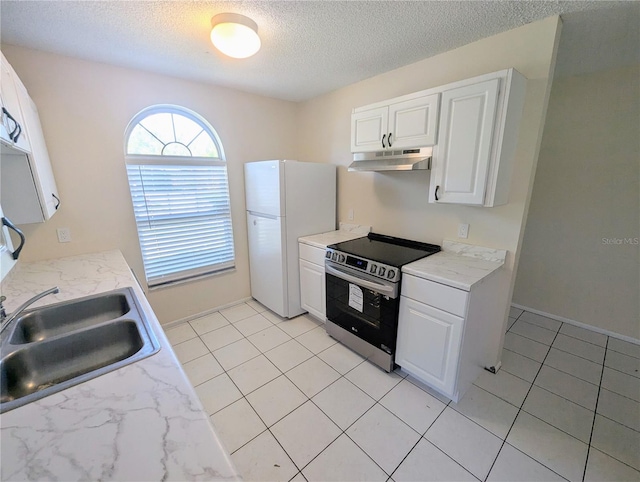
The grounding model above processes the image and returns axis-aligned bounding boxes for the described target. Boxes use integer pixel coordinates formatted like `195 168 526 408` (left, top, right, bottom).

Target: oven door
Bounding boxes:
325 261 400 355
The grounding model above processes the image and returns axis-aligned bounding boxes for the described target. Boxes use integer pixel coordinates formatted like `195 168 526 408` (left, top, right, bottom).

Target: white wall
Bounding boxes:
513 64 640 340
296 16 562 364
1 45 298 324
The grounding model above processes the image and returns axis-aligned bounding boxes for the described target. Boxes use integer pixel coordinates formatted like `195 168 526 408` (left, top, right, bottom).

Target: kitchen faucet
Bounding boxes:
0 287 60 336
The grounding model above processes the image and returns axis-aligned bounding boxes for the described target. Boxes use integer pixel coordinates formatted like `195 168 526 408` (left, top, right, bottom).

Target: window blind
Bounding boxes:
126 163 235 286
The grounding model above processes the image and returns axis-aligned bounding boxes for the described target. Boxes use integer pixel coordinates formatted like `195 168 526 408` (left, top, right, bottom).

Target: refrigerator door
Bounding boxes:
247 211 288 317
245 160 285 217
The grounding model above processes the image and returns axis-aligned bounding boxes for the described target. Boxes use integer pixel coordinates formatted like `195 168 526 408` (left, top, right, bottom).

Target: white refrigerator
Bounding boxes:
245 160 336 318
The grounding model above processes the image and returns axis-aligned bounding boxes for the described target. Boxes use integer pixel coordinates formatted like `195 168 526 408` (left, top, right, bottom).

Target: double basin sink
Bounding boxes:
0 288 160 413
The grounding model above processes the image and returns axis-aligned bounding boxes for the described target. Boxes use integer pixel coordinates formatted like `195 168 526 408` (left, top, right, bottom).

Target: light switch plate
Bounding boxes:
458 223 469 239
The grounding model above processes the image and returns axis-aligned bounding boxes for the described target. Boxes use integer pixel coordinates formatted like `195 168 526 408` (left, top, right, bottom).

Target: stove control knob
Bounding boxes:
387 269 396 279
338 254 346 263
378 267 386 277
370 264 377 274
325 251 331 259
332 252 338 261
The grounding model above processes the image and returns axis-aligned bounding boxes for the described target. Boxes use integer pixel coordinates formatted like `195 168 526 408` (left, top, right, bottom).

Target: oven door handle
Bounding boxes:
325 263 396 296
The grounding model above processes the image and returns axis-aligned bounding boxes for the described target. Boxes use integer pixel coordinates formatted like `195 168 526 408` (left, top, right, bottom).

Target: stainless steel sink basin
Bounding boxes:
0 288 160 413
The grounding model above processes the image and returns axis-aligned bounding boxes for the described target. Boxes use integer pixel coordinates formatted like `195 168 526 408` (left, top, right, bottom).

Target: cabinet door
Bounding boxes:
388 94 439 149
431 79 500 205
0 55 30 152
299 259 326 321
396 296 463 396
350 106 388 153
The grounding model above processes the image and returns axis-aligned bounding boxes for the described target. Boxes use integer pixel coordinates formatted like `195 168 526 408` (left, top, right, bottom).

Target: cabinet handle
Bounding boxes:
435 185 440 201
2 216 25 260
381 134 386 148
12 123 22 143
2 107 19 141
388 133 393 147
52 193 61 210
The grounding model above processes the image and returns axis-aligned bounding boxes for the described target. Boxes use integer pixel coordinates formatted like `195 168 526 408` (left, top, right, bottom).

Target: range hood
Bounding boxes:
348 147 432 172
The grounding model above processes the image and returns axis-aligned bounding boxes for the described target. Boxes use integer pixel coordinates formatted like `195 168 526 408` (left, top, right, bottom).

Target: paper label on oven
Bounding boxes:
348 283 364 313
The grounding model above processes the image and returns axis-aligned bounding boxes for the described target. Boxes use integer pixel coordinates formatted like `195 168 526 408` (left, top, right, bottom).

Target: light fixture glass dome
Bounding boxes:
210 13 261 59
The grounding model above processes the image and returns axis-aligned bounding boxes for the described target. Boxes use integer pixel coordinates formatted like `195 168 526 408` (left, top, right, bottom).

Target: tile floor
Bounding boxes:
167 301 640 482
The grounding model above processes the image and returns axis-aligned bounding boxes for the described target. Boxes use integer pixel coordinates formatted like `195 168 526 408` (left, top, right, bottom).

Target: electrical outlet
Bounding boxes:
348 208 354 221
458 223 469 239
57 227 71 243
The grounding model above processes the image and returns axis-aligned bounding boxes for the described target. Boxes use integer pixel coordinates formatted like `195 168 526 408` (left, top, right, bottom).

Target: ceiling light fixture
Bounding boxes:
210 13 261 59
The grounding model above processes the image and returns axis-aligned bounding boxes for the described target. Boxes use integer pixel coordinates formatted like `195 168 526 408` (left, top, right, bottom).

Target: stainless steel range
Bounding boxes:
324 233 440 372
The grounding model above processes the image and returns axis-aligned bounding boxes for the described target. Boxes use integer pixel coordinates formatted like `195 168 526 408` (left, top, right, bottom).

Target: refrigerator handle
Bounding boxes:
248 211 278 220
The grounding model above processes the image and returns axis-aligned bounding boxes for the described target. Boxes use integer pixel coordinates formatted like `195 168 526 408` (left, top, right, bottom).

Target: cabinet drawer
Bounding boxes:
299 242 326 265
401 274 468 317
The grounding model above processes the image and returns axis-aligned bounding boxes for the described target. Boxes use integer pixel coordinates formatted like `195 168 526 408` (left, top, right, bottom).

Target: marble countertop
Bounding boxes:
298 223 371 249
403 240 507 291
0 251 239 481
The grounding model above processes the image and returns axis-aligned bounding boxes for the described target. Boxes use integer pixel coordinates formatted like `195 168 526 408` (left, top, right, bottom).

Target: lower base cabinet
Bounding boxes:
299 258 325 320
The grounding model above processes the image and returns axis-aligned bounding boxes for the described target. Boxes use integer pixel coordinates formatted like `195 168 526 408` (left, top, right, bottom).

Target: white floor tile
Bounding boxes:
345 360 403 400
487 443 565 482
200 324 244 352
552 333 605 364
246 375 308 427
182 352 223 387
286 357 341 397
261 310 288 325
295 326 336 354
425 407 502 480
277 315 320 338
317 341 365 375
605 350 640 379
393 438 476 482
584 448 640 482
608 338 640 359
591 415 640 471
544 347 603 385
302 434 387 482
380 379 447 434
165 323 197 345
233 313 274 337
172 337 209 364
522 386 594 443
247 325 291 353
501 349 541 382
289 472 305 482
518 312 562 332
220 303 259 323
271 401 341 468
246 298 268 313
560 324 607 347
451 385 519 439
194 373 243 415
509 306 524 318
404 375 452 404
503 332 549 362
510 320 557 345
473 369 531 407
189 312 229 335
231 430 298 482
507 411 588 482
213 338 261 371
601 367 640 402
264 339 314 373
312 377 375 430
534 366 598 411
210 398 266 453
347 404 421 475
597 388 640 431
227 354 281 395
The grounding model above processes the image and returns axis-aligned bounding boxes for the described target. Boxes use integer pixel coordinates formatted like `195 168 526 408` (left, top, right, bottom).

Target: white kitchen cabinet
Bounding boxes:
299 242 328 321
351 93 440 152
0 52 59 224
0 55 30 152
430 69 526 207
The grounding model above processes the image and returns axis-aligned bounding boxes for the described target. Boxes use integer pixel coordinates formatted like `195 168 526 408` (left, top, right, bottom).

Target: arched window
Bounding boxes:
125 105 234 287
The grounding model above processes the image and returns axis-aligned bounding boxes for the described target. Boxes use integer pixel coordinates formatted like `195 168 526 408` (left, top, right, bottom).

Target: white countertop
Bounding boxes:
403 240 507 291
299 223 371 249
0 251 239 481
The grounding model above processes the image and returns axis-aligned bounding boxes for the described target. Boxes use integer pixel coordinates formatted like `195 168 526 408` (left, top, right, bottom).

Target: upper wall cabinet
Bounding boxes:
351 93 440 152
430 69 526 207
0 52 60 223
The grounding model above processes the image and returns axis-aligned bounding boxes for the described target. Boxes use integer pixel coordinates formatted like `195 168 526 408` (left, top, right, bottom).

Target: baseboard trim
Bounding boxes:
162 297 253 330
511 303 640 345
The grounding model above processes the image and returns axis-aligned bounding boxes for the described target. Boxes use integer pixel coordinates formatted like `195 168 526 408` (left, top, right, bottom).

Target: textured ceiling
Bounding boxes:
1 1 638 101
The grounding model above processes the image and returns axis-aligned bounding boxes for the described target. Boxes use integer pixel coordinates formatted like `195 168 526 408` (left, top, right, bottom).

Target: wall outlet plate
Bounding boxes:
458 223 469 239
57 227 71 243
